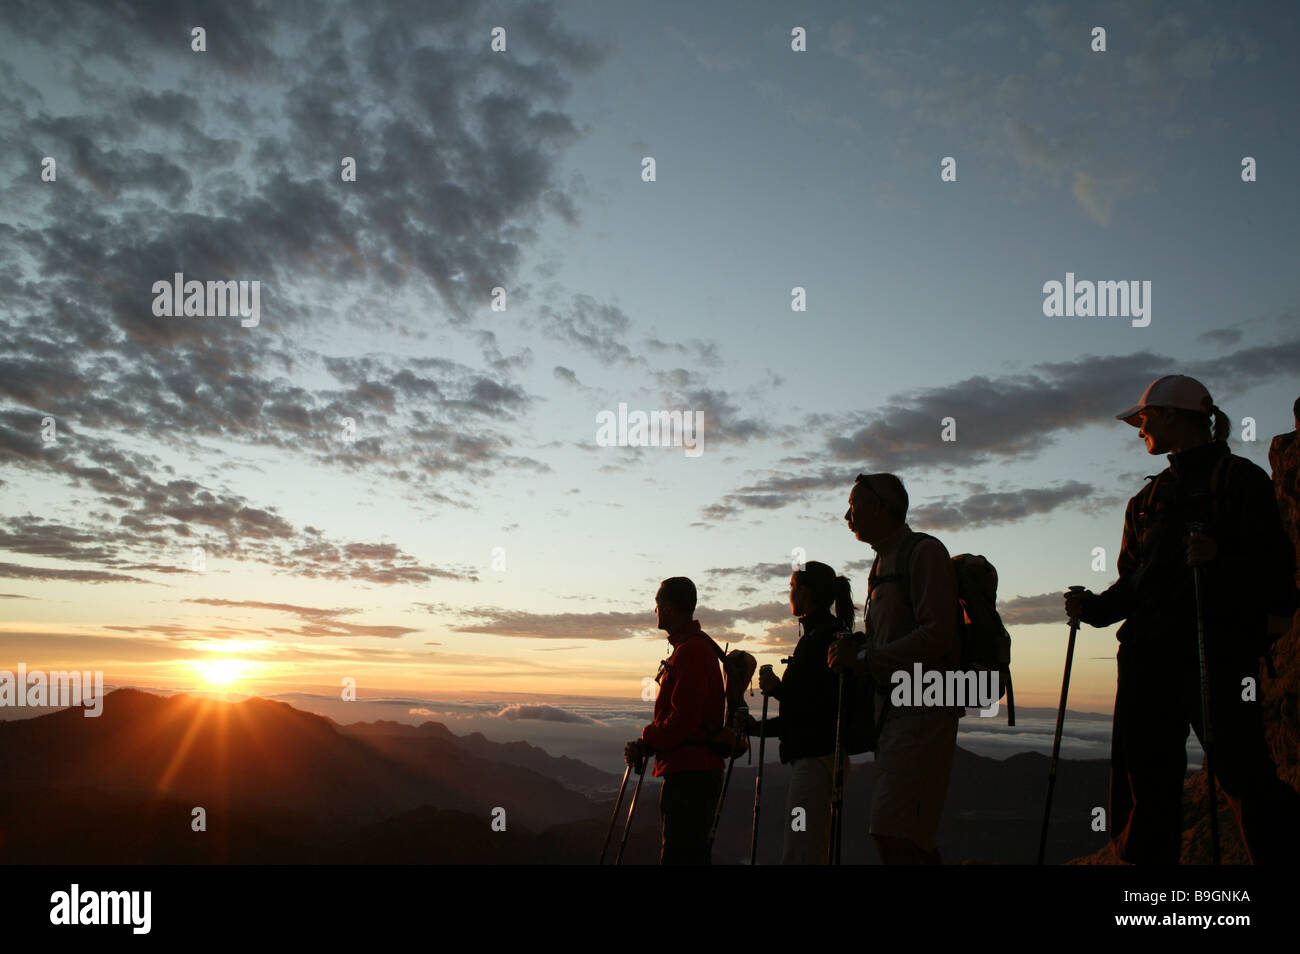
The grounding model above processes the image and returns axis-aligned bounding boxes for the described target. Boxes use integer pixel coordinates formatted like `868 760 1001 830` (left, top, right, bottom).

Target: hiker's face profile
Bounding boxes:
789 574 807 616
1137 407 1173 455
655 587 683 632
846 483 882 541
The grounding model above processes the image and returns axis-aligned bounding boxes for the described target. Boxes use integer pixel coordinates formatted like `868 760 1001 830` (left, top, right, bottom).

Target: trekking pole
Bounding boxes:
828 668 848 865
1188 521 1221 866
615 750 648 865
750 670 772 865
1037 585 1086 865
707 705 748 859
599 762 633 864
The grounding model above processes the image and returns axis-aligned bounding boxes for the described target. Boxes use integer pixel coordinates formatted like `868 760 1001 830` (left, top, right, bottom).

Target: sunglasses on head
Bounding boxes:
854 474 902 521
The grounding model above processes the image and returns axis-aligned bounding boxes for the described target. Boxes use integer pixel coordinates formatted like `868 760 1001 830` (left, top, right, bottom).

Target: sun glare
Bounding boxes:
197 658 248 687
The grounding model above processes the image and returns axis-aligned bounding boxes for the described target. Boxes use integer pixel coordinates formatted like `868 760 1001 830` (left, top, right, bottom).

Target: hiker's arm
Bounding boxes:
865 539 959 675
1081 497 1140 627
641 651 710 752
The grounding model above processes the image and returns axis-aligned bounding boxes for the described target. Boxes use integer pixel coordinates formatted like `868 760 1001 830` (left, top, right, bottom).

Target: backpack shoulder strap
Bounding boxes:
868 531 932 611
696 631 726 662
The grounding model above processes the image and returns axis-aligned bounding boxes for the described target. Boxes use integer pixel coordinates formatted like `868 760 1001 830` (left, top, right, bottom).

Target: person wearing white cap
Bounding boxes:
1063 375 1300 864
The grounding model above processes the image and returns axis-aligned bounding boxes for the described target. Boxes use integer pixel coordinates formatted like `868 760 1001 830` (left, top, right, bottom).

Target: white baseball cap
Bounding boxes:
1115 374 1214 426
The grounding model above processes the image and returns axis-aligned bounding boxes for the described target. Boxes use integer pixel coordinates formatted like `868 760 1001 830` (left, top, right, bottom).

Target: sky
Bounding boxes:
1 0 1297 745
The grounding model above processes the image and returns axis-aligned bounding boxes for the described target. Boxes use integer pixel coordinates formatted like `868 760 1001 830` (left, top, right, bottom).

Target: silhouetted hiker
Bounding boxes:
1269 395 1300 543
828 473 961 864
625 577 726 864
739 561 853 863
1064 375 1300 864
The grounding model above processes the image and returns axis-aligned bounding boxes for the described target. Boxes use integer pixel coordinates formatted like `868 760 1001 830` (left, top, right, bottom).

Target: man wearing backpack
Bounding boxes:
1064 375 1300 864
828 473 962 864
625 576 726 864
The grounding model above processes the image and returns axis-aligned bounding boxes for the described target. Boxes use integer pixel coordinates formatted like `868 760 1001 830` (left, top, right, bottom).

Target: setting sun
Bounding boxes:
197 658 249 687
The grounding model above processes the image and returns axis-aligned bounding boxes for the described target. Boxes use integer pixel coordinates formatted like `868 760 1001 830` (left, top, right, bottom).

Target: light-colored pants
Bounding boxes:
781 755 847 864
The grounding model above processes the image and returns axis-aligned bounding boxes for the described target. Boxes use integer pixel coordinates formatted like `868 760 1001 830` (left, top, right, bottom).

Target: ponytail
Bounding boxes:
832 575 855 632
1209 404 1231 444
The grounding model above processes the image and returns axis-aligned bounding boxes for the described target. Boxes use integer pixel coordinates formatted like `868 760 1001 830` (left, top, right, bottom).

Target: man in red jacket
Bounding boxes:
625 576 726 864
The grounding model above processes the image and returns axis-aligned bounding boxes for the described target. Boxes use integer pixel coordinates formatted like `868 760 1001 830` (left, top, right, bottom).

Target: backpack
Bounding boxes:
868 532 1016 725
681 637 755 759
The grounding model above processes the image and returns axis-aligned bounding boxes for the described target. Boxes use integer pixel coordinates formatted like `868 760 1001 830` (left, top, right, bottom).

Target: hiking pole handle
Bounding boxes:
1066 585 1086 624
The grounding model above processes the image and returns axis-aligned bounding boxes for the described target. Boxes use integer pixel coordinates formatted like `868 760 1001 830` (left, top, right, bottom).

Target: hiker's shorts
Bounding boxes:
871 708 959 853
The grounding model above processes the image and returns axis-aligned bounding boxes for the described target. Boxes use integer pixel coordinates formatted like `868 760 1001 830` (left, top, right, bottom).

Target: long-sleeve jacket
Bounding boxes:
1083 440 1296 666
864 524 963 718
641 620 725 777
762 609 843 763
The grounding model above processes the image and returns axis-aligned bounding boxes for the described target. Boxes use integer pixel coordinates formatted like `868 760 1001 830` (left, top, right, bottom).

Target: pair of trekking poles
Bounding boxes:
1038 535 1221 866
597 708 759 865
599 748 650 865
600 663 850 865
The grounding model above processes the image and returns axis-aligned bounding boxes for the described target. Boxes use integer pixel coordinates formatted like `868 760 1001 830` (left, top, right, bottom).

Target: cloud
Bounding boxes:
1005 116 1066 181
1071 171 1136 228
0 473 474 586
1198 329 1243 348
910 481 1096 531
495 703 602 725
826 2 1257 225
0 562 150 584
443 600 790 645
652 369 778 447
184 598 421 638
536 294 635 364
699 331 1300 521
998 591 1070 627
0 0 601 589
447 607 657 641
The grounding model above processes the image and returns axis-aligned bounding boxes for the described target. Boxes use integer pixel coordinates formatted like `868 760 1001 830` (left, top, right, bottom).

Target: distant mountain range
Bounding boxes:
0 687 1120 863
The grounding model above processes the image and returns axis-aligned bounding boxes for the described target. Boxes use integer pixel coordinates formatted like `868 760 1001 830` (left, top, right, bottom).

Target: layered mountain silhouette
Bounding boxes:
0 689 597 831
338 719 617 797
0 686 1117 863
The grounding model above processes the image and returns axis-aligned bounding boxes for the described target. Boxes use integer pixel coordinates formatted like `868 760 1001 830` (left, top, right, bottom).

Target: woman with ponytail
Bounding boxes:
749 560 853 863
1064 374 1300 864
